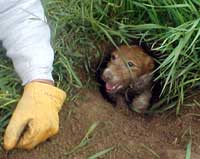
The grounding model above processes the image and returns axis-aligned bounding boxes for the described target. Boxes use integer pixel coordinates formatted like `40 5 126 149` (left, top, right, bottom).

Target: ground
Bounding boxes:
1 89 200 159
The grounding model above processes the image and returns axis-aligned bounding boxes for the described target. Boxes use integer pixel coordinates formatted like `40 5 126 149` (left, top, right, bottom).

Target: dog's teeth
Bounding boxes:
117 85 122 89
113 85 118 89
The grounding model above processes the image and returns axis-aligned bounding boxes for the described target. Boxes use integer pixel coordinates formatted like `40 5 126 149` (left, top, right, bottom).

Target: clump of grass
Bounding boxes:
43 0 200 113
0 47 21 144
64 122 99 156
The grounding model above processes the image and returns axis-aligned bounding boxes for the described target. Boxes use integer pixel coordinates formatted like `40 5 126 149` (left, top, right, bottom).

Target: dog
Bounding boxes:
99 45 155 113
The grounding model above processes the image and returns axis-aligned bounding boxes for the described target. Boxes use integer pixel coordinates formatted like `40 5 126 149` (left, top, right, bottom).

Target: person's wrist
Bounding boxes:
30 79 54 86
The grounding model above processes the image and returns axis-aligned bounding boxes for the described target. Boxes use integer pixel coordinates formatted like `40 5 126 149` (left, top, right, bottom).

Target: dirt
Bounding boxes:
1 89 200 159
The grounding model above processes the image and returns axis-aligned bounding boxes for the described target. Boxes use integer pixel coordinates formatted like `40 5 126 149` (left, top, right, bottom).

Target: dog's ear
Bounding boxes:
142 56 155 75
133 73 153 91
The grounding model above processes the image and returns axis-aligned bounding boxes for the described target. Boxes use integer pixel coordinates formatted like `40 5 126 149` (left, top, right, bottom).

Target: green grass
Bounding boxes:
88 146 115 159
141 144 160 159
0 0 200 144
43 0 200 114
64 122 99 156
64 122 115 158
0 48 21 144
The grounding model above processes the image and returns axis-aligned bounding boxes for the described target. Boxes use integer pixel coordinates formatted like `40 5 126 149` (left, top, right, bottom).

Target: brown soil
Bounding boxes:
1 89 200 159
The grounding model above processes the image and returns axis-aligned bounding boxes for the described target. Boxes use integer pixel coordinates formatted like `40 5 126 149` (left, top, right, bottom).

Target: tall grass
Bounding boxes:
0 0 200 142
0 47 21 144
43 0 200 113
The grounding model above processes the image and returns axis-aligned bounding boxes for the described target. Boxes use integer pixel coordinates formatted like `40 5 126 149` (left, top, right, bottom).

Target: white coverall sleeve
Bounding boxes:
0 0 54 85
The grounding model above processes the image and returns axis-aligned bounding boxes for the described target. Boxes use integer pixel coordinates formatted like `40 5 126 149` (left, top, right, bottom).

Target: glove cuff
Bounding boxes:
24 82 66 111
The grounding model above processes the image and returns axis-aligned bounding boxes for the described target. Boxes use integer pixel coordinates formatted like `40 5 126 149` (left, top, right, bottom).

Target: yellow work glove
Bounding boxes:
3 82 66 150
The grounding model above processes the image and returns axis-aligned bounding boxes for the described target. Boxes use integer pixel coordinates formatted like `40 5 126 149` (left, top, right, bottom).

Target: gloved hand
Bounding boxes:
3 82 66 150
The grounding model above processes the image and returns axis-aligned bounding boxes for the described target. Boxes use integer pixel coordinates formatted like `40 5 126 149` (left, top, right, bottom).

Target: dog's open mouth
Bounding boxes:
105 82 123 93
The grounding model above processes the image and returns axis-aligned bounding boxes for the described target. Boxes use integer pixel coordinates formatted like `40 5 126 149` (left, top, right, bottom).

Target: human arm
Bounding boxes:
0 0 66 150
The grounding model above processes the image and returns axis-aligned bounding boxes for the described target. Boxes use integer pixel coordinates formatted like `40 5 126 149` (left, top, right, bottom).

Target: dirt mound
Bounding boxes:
1 89 200 159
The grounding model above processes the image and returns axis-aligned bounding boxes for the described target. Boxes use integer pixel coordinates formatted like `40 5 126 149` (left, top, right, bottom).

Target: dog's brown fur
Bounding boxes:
101 45 155 112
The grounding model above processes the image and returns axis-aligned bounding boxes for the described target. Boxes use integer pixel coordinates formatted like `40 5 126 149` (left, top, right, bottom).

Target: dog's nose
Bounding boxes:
102 68 113 81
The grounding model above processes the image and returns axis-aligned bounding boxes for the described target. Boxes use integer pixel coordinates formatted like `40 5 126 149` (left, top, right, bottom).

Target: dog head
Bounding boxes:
101 45 155 93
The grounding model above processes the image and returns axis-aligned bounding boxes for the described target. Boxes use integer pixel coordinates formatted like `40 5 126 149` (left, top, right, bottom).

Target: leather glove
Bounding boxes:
3 82 66 150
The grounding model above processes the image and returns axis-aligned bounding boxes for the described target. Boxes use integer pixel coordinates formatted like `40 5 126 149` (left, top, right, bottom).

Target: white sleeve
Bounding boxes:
0 0 54 85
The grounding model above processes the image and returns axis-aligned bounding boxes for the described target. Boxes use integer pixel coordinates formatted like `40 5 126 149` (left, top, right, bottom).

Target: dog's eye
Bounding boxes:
111 54 117 60
127 61 135 67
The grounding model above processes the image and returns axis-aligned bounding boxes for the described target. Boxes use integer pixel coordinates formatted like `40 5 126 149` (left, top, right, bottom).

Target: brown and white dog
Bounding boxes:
99 45 155 113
